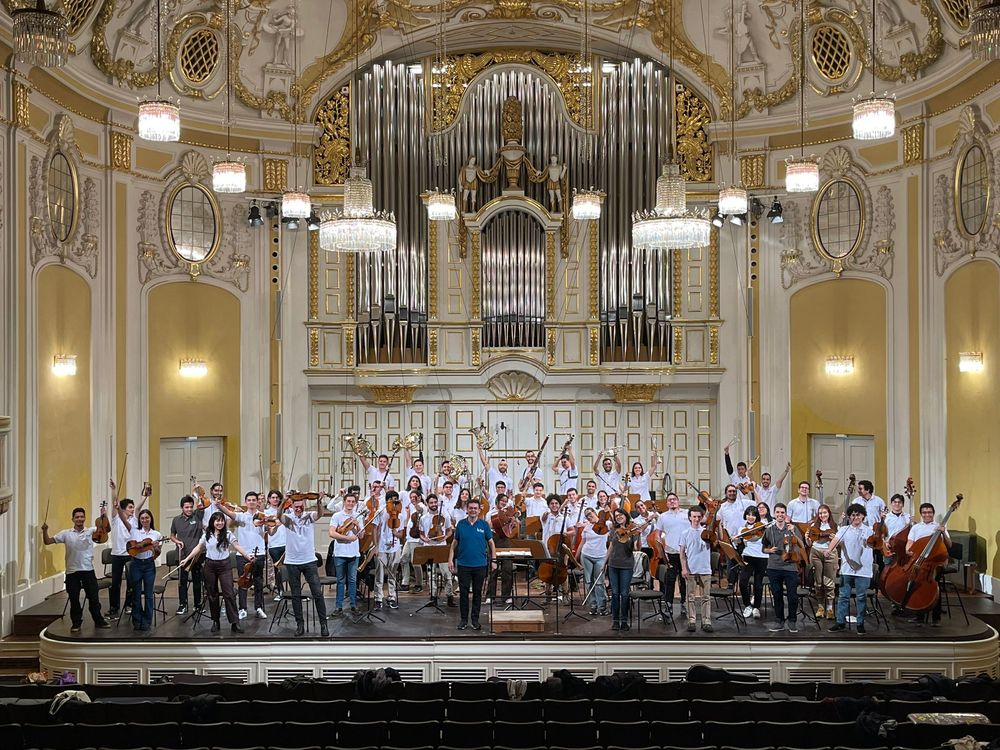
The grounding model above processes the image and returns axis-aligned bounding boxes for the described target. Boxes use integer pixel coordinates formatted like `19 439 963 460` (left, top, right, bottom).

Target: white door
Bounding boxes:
810 434 875 513
160 437 224 507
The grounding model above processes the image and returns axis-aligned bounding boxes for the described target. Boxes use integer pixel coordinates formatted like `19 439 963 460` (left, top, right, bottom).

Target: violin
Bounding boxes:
592 519 609 535
495 505 520 540
614 517 654 544
808 523 835 544
781 531 809 567
126 537 161 557
282 490 320 512
408 508 423 539
736 480 755 495
385 494 404 530
738 521 769 542
192 484 212 509
336 514 361 536
238 546 259 589
429 513 446 541
92 501 110 544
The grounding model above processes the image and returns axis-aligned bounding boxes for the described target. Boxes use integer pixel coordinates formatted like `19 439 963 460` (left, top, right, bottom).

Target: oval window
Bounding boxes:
814 179 863 259
957 144 989 237
47 151 77 243
167 184 219 263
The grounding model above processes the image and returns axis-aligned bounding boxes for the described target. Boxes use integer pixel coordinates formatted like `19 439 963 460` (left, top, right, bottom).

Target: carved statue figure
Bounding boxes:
264 5 304 67
716 0 761 64
543 155 567 212
460 156 481 212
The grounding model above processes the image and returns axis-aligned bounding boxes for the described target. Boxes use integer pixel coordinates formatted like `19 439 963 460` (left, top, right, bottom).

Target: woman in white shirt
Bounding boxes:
809 504 838 620
127 509 162 631
180 512 255 634
263 490 287 601
579 508 610 616
626 453 659 503
737 505 769 620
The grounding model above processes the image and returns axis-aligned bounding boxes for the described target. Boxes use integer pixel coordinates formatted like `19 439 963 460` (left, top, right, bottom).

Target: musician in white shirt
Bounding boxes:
277 496 329 637
403 448 433 497
881 494 912 562
523 482 548 519
41 507 112 632
655 492 689 617
593 450 623 496
856 480 886 528
825 504 874 634
232 492 268 620
786 481 820 524
360 453 396 502
905 501 952 625
626 451 659 503
579 508 610 616
581 480 600 512
419 494 455 606
478 446 514 503
723 441 754 503
518 449 546 495
753 462 790 513
552 443 579 496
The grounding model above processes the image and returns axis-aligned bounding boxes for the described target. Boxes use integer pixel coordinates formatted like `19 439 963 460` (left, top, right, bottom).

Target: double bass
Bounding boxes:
881 494 962 612
537 501 579 587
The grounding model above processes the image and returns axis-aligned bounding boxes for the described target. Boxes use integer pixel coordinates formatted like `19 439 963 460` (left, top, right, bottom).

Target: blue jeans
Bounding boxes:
129 557 155 627
766 568 799 623
608 566 632 624
582 555 607 610
334 555 359 608
836 573 871 627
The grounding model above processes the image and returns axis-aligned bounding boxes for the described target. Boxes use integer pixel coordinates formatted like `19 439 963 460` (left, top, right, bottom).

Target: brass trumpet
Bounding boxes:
469 423 497 451
391 432 422 452
345 434 375 459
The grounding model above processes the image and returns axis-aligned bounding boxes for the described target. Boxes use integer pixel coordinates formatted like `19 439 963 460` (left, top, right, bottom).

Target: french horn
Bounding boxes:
391 432 422 452
445 453 469 480
345 434 375 459
468 423 497 451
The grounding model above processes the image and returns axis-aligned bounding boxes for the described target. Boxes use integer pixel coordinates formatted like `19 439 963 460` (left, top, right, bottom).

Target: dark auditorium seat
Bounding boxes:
449 681 507 700
681 680 760 701
649 719 704 748
892 721 1000 748
543 699 591 723
545 719 598 748
702 719 755 748
399 681 450 700
441 719 489 748
593 698 642 722
446 698 494 722
348 699 396 722
639 682 683 699
335 719 388 748
640 698 689 722
179 721 231 748
298 699 348 722
395 699 446 722
387 719 442 748
769 681 820 699
222 721 286 748
21 722 81 750
493 719 547 748
0 723 24 750
494 699 543 723
598 719 651 746
753 700 830 722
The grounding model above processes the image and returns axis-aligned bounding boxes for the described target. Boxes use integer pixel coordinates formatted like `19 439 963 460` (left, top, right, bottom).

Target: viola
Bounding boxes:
614 517 654 544
126 537 161 558
781 531 809 567
336 514 361 536
808 522 836 544
192 484 212 509
408 508 423 539
92 501 110 544
493 505 519 540
385 495 404 530
738 521 768 542
238 546 259 589
592 520 609 535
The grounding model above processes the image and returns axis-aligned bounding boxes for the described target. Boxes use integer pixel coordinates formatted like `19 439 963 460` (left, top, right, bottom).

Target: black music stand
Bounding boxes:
352 551 384 624
411 546 449 615
508 539 548 611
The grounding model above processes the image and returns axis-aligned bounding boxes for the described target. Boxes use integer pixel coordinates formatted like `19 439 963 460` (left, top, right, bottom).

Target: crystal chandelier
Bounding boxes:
212 0 245 193
632 208 711 250
718 185 748 215
12 0 68 68
571 189 603 220
281 190 311 219
426 189 457 221
785 156 820 193
966 0 1000 60
137 0 180 141
320 166 397 253
852 0 895 140
654 163 686 214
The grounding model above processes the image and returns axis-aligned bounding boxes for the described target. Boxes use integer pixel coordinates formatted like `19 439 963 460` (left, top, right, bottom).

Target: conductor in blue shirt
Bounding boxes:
448 497 497 631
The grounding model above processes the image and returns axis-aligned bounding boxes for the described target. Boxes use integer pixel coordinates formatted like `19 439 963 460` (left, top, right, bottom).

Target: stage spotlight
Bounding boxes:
282 216 300 230
767 197 784 224
307 208 320 231
711 211 725 228
265 201 279 219
750 197 765 220
248 201 263 227
730 212 747 226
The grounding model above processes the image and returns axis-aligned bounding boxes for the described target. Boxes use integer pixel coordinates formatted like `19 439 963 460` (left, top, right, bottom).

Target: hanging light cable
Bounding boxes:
12 0 69 68
213 0 246 193
281 0 310 218
785 0 819 192
137 0 180 142
571 0 604 221
425 3 456 221
852 0 896 140
718 0 747 215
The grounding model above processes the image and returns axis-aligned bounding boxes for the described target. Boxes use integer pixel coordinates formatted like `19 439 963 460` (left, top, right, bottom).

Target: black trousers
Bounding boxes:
740 557 768 608
178 558 203 609
284 562 328 625
457 565 488 625
109 554 132 612
66 570 104 627
237 555 265 611
203 558 239 625
663 552 687 606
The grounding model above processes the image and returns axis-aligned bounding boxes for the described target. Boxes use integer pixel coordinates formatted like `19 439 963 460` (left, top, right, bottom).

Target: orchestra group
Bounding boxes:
41 435 959 638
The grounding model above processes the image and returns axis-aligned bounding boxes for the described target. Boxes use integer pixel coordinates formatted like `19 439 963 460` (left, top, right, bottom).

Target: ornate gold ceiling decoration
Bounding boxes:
675 82 712 183
314 84 352 186
430 50 593 133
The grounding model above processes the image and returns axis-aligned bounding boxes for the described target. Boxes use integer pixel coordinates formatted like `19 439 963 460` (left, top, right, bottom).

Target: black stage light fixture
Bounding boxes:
730 212 747 226
750 197 766 220
711 211 725 228
282 216 300 230
265 200 279 219
307 208 320 231
767 197 784 224
248 201 263 227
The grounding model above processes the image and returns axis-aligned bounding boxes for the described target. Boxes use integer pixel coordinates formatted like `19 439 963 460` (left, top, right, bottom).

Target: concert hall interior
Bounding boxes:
2 0 1000 710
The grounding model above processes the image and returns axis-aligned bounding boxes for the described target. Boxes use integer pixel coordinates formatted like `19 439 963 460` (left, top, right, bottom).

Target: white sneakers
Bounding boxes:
256 607 267 619
752 608 761 618
238 609 247 620
742 606 753 618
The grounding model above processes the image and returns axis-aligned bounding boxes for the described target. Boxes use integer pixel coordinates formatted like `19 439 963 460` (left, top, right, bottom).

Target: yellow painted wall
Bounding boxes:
36 265 92 578
789 279 888 493
945 260 1000 575
147 283 241 521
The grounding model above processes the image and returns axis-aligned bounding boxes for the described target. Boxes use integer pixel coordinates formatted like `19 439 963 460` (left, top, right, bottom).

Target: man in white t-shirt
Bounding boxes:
786 481 820 525
723 441 755 503
753 462 791 513
107 479 150 618
373 490 408 611
278 496 329 637
856 480 886 528
360 453 396 502
478 445 514 503
679 506 713 633
436 459 467 492
717 484 753 586
826 503 875 634
42 506 112 632
581 480 600 512
232 492 267 619
328 491 362 615
552 443 580 496
904 501 952 625
523 482 548 520
593 450 623 496
655 492 689 618
518 449 547 495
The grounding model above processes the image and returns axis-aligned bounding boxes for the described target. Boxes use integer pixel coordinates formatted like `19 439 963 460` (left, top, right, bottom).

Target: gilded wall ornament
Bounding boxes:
13 82 30 129
263 159 288 193
486 370 542 401
607 384 658 403
675 83 713 183
110 131 132 172
313 84 351 186
364 385 418 404
739 153 766 190
902 122 925 165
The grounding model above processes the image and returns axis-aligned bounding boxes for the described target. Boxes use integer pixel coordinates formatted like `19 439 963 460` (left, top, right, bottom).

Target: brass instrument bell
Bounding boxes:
391 431 422 452
469 423 497 451
346 434 375 459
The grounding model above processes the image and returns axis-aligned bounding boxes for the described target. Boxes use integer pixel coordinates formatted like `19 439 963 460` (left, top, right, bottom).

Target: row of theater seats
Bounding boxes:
4 698 1000 725
3 717 1000 750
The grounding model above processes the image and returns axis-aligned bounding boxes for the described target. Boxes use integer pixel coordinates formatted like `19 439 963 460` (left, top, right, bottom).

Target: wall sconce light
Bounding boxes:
179 358 208 378
959 352 984 373
825 356 854 376
52 354 77 376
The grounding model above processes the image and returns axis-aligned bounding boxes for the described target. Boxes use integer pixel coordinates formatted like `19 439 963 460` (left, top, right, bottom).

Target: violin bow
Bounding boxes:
283 447 298 494
117 452 129 498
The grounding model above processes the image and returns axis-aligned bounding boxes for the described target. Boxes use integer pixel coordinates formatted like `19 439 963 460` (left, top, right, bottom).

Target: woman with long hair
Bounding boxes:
738 505 768 620
607 508 638 631
264 490 286 600
128 508 162 631
180 511 255 634
810 503 838 619
626 449 659 503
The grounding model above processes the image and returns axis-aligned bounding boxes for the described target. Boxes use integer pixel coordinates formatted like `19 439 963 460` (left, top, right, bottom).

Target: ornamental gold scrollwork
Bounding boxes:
309 328 320 367
428 220 439 319
608 384 658 403
364 386 417 404
546 328 556 366
903 122 925 165
308 230 319 320
13 82 30 129
428 328 438 366
110 131 132 172
739 154 766 191
314 84 351 186
589 326 599 366
675 83 713 183
471 329 481 367
263 159 288 193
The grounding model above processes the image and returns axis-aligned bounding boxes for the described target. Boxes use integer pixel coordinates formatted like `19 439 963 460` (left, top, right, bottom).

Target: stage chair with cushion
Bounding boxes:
593 698 641 722
387 719 441 748
493 719 547 748
494 699 543 723
395 699 446 722
336 720 388 748
349 699 396 722
598 720 651 746
629 586 676 631
441 719 491 747
545 720 598 748
543 699 591 723
268 568 317 633
446 698 494 722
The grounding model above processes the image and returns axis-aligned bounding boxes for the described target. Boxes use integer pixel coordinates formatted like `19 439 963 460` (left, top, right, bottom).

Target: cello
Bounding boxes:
881 494 962 612
537 501 579 587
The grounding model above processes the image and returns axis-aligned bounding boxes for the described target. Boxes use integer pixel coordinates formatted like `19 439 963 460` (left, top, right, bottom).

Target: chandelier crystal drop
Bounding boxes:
137 100 181 142
966 0 1000 59
12 0 69 68
718 185 748 216
655 162 687 215
632 209 712 250
426 189 457 221
320 167 397 253
852 93 896 140
281 190 311 219
212 160 246 194
571 189 602 220
785 156 820 193
344 167 374 217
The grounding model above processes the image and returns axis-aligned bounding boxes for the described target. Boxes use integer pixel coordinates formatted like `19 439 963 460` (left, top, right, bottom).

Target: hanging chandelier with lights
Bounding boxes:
212 0 245 193
852 0 895 140
320 166 397 253
12 0 69 68
718 0 749 216
966 0 1000 60
570 0 604 221
137 0 180 141
571 188 603 220
426 189 458 221
785 0 819 193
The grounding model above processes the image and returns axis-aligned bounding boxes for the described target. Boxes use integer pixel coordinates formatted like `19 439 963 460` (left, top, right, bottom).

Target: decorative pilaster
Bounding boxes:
546 231 556 318
308 231 319 320
588 221 599 321
263 159 288 192
903 122 925 164
110 132 132 172
428 219 438 319
13 82 29 129
470 230 481 319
